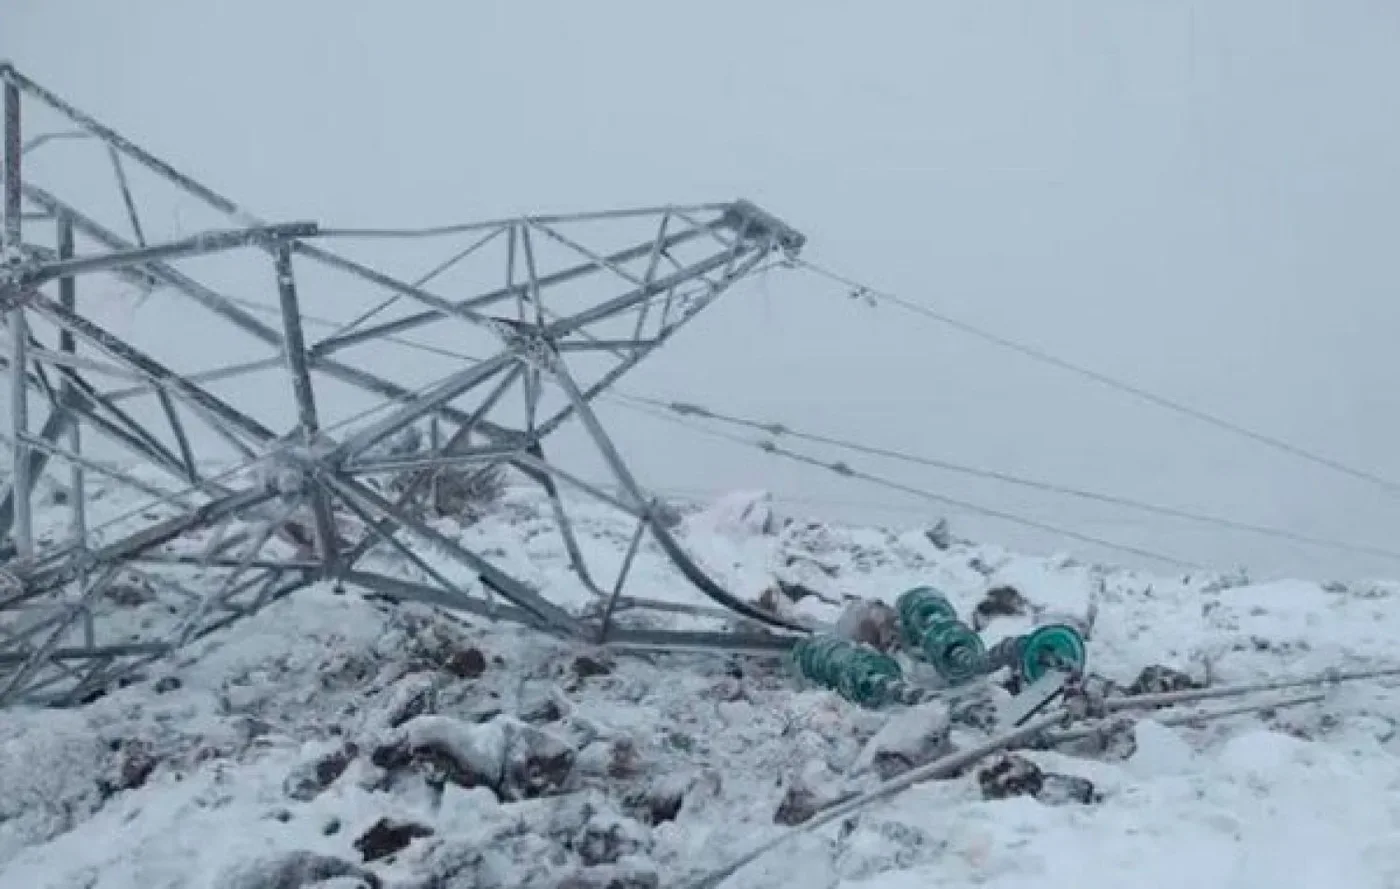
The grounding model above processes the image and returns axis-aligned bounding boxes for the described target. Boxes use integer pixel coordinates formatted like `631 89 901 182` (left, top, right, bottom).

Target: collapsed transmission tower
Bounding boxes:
0 63 812 708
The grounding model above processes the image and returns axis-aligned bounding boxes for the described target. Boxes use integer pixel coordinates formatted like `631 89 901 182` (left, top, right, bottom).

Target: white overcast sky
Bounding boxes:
6 0 1400 583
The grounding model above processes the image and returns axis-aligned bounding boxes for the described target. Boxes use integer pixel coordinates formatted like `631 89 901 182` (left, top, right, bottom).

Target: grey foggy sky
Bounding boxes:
6 0 1400 583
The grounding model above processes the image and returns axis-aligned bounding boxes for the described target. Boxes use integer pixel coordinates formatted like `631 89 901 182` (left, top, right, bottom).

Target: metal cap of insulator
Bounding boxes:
988 624 1088 684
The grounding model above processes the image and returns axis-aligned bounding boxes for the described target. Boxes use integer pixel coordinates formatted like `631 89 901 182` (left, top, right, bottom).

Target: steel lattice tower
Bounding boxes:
0 63 812 707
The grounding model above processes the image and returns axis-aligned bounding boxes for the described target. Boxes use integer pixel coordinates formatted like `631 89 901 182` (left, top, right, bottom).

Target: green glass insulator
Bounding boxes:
791 634 905 707
895 586 958 648
1016 624 1087 683
894 587 987 686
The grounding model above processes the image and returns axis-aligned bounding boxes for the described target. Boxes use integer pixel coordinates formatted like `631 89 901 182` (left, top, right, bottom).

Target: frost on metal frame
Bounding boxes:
0 62 810 708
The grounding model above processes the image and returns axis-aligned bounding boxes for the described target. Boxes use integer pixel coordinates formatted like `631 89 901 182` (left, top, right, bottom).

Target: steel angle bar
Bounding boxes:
27 293 276 445
155 389 200 483
342 446 522 475
1 335 183 479
308 219 717 357
289 240 495 328
326 478 495 611
528 219 646 288
533 251 772 444
314 204 730 239
540 346 810 633
336 366 525 569
331 351 519 461
342 569 539 627
21 222 318 286
0 564 120 705
17 130 90 156
103 357 285 402
0 641 167 666
328 225 508 344
555 338 659 352
9 431 195 508
321 472 579 635
172 500 299 648
105 145 147 246
510 444 611 602
510 450 639 515
0 400 69 536
130 552 320 571
597 511 649 641
602 627 802 657
630 214 671 342
17 485 277 597
4 76 31 559
544 244 759 338
590 595 743 623
19 186 519 446
3 65 260 224
272 242 337 572
0 342 147 381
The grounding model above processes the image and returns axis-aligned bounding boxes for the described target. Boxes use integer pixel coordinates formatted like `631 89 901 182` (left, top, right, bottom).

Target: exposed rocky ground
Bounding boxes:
5 487 1400 889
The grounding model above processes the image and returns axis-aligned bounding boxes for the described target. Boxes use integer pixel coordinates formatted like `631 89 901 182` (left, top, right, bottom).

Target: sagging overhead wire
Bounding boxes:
615 398 1200 569
612 393 1400 565
793 257 1400 500
214 292 1397 567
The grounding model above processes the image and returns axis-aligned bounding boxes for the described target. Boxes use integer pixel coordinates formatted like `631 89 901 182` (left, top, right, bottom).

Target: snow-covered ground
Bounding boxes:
5 485 1400 889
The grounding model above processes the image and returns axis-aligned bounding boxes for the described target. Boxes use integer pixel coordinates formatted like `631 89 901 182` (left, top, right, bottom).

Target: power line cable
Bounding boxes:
795 257 1400 499
210 293 1394 564
614 399 1200 569
613 392 1400 564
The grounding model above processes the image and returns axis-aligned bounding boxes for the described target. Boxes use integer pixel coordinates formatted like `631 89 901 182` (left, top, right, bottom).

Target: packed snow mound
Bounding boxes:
3 484 1400 889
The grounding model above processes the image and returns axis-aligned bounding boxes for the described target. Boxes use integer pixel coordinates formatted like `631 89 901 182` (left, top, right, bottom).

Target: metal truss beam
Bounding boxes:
0 61 811 707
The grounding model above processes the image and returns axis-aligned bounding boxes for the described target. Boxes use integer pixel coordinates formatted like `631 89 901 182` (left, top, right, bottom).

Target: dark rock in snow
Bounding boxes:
442 646 487 679
98 738 158 799
556 861 661 889
503 723 577 800
372 715 576 801
775 579 826 603
572 652 614 679
105 574 156 606
1128 665 1201 696
284 743 358 801
627 782 683 826
833 598 901 653
972 585 1030 630
354 817 435 863
773 784 821 826
1036 772 1100 806
573 811 652 866
626 770 720 826
376 672 439 729
520 692 565 725
977 753 1044 800
924 519 953 550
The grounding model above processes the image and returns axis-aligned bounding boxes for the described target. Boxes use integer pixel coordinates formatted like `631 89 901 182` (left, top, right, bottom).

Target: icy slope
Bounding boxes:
4 487 1400 889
